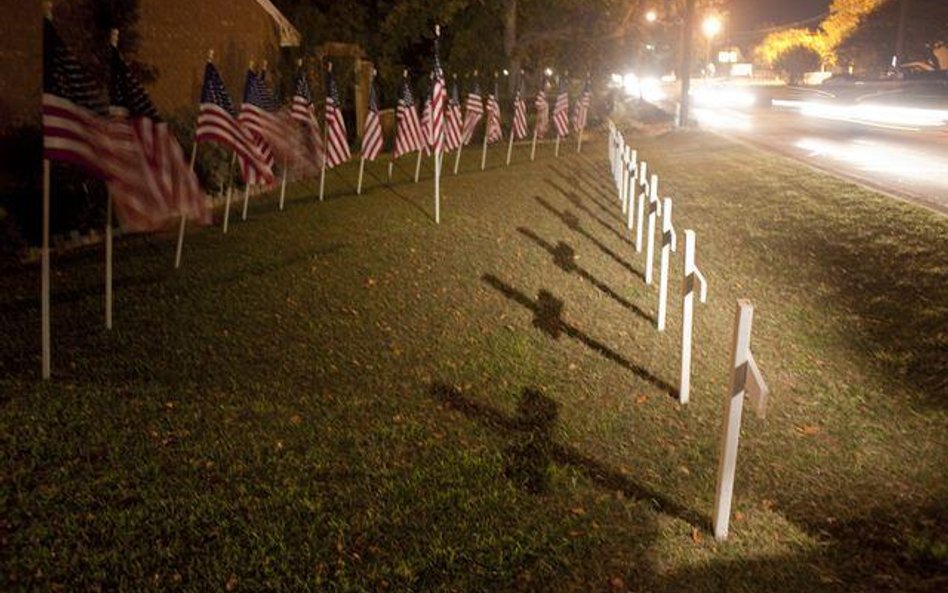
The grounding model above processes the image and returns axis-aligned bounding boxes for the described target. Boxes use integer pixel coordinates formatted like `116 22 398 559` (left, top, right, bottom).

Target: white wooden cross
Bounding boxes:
657 197 677 331
635 161 648 253
644 173 661 285
678 230 708 405
625 150 637 230
713 299 769 541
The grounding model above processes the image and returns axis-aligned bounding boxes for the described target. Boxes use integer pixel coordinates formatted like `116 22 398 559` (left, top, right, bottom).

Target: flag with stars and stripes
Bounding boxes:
361 73 383 161
420 80 434 151
460 79 483 145
324 64 351 168
573 76 591 133
238 68 277 182
393 73 424 159
42 16 110 179
430 36 447 155
291 65 326 171
485 81 503 144
195 62 274 186
444 76 463 152
534 79 549 138
512 77 528 140
552 77 570 137
107 42 208 231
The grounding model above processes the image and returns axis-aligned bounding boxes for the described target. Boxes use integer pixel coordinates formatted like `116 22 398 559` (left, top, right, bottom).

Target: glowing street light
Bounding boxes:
702 15 722 39
645 9 657 23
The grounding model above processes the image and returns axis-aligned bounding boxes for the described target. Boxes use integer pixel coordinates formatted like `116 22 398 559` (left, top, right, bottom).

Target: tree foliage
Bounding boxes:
755 0 885 67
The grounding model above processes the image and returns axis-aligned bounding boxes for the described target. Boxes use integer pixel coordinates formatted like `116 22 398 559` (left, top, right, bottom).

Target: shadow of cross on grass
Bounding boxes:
482 273 677 398
517 227 655 324
430 382 705 528
545 178 632 247
534 196 644 282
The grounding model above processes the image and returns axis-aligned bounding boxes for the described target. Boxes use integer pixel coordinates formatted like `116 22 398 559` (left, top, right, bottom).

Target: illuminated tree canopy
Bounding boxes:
755 0 885 67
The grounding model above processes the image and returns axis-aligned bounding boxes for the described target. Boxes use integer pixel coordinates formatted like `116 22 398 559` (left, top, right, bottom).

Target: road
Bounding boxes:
671 83 948 214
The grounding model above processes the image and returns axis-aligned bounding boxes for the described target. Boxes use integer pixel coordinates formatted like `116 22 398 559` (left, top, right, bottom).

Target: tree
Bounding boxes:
838 0 948 72
773 46 822 83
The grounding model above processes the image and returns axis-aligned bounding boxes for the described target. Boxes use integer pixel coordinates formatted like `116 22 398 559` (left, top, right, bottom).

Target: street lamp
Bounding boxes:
645 9 657 23
702 15 722 76
702 15 722 39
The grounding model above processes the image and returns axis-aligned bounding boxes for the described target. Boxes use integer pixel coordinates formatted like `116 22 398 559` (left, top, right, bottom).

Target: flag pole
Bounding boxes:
105 194 113 329
357 156 366 194
175 140 198 267
222 152 236 233
505 125 515 166
481 72 494 171
453 140 463 175
319 130 327 200
433 24 442 224
414 149 422 183
530 120 539 161
555 134 560 157
241 183 251 220
42 158 51 379
278 160 288 210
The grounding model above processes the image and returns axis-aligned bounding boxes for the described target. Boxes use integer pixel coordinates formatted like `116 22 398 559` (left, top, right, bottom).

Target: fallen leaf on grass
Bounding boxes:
289 414 303 426
636 395 648 404
609 576 626 591
796 425 820 435
691 527 703 544
569 507 586 516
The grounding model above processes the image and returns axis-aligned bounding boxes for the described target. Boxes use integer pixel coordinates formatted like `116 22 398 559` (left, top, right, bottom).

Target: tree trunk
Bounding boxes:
503 0 519 93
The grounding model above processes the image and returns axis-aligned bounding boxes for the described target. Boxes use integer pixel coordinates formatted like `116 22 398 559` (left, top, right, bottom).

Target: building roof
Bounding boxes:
253 0 300 47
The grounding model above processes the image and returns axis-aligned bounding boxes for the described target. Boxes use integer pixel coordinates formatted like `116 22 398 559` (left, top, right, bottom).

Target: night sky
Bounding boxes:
727 0 831 34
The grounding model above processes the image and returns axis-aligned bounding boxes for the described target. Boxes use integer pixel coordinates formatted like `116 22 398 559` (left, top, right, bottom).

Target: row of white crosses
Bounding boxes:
607 122 769 542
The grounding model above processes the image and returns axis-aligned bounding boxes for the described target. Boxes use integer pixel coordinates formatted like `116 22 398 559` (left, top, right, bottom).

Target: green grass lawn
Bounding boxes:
2 128 946 592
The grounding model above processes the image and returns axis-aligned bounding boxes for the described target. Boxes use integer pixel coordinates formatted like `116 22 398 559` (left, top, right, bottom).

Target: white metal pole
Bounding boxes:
713 300 754 541
222 152 235 234
241 183 250 220
105 194 113 329
480 126 489 170
278 160 288 210
619 149 628 214
679 230 707 405
530 125 538 161
41 159 51 380
505 128 515 166
635 162 647 252
357 156 366 194
388 160 394 181
414 150 423 183
657 197 677 331
453 142 463 174
175 141 198 267
434 150 441 224
645 174 660 285
576 126 583 153
554 134 561 157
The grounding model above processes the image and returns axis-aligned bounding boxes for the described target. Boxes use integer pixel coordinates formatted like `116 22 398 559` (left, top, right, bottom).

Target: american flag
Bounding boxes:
291 64 326 171
552 76 570 137
444 76 463 152
460 79 483 145
393 73 424 159
430 35 447 154
324 63 351 168
361 72 383 161
485 80 503 144
42 16 110 179
512 77 528 140
107 42 208 231
534 79 549 137
420 81 433 150
238 68 277 181
573 76 591 133
195 62 274 186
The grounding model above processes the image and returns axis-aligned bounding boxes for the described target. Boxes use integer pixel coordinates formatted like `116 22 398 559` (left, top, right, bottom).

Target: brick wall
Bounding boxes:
0 0 286 130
